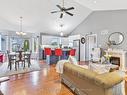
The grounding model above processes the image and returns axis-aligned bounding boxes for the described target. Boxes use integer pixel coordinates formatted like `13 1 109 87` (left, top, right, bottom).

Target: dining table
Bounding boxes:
8 51 31 70
16 50 24 61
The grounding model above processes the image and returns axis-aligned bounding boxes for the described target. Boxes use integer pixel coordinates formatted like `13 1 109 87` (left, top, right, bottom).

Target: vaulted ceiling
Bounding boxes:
0 0 92 36
74 0 127 11
0 0 126 36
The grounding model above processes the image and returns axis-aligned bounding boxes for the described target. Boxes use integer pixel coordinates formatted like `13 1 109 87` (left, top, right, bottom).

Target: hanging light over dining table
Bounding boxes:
16 17 26 36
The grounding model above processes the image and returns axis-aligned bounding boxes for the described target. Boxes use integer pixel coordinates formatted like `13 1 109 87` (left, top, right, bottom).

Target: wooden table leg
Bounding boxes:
9 62 12 70
15 62 17 71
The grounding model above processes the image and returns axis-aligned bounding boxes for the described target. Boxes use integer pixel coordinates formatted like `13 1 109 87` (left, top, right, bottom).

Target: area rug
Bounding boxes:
0 60 41 77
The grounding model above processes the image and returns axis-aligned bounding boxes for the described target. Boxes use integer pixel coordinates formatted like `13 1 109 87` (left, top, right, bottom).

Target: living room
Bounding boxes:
0 0 127 95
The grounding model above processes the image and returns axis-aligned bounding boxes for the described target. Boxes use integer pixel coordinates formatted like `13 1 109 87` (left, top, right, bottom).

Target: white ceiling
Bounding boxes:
74 0 127 11
0 0 127 36
0 0 92 36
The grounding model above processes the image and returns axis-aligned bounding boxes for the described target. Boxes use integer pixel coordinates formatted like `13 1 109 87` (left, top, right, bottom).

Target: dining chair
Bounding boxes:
7 51 17 70
23 51 32 68
15 52 25 69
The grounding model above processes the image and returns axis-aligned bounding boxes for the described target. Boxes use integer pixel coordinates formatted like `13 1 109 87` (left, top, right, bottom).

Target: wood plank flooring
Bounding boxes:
0 61 74 95
0 61 126 95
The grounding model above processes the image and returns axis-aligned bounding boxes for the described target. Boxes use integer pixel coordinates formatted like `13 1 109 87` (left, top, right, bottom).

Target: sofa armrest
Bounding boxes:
94 71 125 89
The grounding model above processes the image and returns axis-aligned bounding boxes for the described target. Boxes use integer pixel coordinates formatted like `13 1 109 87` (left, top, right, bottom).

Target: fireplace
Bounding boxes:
105 49 127 70
110 57 120 66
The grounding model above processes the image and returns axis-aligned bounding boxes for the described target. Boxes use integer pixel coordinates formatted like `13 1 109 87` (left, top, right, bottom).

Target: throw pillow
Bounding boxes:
68 56 78 65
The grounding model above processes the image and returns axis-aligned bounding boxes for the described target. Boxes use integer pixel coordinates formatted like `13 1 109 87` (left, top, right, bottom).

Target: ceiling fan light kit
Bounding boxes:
51 0 75 18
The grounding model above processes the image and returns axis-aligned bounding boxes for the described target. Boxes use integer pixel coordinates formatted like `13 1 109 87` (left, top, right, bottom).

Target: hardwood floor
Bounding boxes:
0 61 74 95
0 61 126 95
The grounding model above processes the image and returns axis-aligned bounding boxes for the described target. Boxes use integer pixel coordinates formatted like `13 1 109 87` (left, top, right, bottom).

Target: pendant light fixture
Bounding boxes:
16 17 26 35
60 24 64 36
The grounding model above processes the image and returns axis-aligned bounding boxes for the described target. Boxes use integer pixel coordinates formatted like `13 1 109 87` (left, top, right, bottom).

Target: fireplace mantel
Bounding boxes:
105 49 127 71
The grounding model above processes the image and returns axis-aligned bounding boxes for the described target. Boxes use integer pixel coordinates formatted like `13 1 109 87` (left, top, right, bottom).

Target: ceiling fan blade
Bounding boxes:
65 12 73 16
65 7 74 11
60 13 63 18
56 5 63 10
51 11 61 13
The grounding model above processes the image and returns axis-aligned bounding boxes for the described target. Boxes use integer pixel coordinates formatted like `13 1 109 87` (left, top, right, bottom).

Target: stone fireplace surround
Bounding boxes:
105 49 127 71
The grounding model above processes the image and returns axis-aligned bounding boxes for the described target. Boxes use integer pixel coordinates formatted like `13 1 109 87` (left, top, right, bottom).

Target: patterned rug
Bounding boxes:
0 60 40 77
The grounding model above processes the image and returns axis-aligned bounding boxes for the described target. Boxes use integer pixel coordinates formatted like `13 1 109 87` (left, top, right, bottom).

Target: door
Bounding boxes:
86 34 97 61
73 40 80 61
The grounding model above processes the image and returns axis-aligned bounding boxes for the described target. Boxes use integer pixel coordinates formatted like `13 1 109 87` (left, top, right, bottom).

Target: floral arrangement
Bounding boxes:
100 53 111 64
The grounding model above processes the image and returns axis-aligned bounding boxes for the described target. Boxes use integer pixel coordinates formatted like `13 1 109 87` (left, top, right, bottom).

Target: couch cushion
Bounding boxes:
64 63 98 80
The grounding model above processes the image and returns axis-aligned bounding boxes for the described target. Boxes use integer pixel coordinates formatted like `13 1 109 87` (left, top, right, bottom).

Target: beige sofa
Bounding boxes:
61 63 125 95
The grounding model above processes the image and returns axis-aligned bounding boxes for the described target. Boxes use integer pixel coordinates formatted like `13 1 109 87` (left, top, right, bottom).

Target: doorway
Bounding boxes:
85 34 97 61
73 39 80 61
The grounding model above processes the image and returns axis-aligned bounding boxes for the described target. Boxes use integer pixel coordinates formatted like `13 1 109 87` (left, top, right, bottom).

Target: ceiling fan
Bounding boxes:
51 0 75 18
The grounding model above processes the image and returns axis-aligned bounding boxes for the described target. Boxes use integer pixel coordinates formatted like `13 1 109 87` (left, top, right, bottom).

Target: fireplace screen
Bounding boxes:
110 57 120 66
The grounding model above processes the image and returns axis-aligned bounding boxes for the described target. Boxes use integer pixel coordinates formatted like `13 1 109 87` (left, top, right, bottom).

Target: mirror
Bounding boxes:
108 32 124 45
